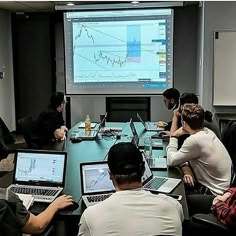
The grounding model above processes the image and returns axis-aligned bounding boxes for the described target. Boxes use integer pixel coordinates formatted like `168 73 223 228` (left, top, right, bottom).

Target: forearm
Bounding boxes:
170 117 179 135
22 204 58 234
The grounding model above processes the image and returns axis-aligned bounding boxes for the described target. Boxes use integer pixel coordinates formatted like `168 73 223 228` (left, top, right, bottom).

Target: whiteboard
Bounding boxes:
213 31 236 106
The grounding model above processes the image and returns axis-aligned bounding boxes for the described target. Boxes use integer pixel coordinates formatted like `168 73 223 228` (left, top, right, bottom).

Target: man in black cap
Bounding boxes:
78 142 183 236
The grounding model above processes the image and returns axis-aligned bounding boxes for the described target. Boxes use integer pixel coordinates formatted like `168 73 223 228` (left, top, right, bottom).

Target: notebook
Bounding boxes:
80 161 115 207
142 154 181 194
130 118 163 149
76 123 102 140
8 149 67 203
137 113 163 132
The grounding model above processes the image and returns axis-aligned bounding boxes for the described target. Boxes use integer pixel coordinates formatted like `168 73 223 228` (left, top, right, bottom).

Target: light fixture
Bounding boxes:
131 1 140 4
67 2 75 6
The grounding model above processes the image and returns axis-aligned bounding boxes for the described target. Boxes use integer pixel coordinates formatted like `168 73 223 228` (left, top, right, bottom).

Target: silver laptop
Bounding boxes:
8 149 67 203
130 118 163 148
78 122 97 129
137 113 163 132
80 161 115 207
142 154 181 193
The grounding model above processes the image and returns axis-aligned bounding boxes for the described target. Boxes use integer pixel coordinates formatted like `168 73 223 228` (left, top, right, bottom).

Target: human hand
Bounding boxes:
173 108 181 119
50 195 74 211
54 128 65 140
183 174 195 187
159 131 170 137
172 127 188 137
215 192 231 202
156 121 168 128
61 126 68 132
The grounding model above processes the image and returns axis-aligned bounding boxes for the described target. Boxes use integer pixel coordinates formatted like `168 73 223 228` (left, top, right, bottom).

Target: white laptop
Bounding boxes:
80 161 115 207
8 149 67 203
130 118 163 148
137 113 163 132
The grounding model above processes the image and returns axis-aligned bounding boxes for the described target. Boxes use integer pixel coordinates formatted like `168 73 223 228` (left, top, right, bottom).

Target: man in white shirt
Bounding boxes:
78 142 184 236
167 104 232 196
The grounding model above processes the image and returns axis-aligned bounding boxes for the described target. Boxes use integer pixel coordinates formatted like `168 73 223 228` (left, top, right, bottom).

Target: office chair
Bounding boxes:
192 169 236 234
18 116 42 149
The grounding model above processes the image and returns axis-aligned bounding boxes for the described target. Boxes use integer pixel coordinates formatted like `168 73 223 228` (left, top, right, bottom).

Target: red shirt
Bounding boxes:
211 187 236 228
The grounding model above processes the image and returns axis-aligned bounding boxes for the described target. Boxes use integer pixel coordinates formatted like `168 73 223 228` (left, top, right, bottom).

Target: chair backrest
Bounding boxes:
18 116 41 149
222 120 236 172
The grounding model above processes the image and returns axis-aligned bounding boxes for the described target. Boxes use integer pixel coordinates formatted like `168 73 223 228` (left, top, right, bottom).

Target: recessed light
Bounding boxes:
67 3 75 6
131 1 140 4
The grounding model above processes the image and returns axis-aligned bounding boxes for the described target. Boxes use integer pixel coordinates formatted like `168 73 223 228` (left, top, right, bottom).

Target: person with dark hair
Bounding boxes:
78 142 184 236
37 92 68 145
0 188 74 235
167 104 232 196
162 88 180 110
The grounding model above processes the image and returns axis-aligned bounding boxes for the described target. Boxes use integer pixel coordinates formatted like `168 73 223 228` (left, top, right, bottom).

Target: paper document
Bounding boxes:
17 194 34 209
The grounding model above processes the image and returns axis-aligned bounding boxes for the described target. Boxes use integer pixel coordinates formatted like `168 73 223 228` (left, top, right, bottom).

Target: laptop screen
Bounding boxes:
141 154 153 184
137 113 146 128
130 119 139 146
81 162 115 194
14 151 66 185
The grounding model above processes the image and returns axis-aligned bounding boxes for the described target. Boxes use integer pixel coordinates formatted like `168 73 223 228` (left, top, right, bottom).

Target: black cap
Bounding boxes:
108 142 143 175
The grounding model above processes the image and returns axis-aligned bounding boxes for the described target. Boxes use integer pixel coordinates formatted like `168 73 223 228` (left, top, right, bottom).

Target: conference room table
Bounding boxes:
0 121 189 235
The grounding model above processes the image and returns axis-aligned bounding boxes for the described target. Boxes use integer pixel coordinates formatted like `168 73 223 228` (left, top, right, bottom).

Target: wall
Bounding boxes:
201 1 236 117
0 12 15 131
56 5 198 126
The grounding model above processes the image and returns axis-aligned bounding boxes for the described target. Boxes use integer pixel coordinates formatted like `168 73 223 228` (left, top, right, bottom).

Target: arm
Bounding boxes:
78 212 91 236
181 164 195 187
166 135 200 167
170 109 181 135
22 195 73 234
211 188 236 227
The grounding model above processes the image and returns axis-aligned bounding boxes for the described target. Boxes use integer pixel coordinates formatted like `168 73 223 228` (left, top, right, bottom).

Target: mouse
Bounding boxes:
60 201 79 212
70 137 82 143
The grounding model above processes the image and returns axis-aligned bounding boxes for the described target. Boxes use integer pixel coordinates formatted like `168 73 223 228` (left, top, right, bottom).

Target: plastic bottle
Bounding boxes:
85 115 91 131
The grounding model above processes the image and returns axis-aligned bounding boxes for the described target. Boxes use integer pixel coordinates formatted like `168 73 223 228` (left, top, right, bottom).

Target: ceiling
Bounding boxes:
0 1 195 12
0 1 139 12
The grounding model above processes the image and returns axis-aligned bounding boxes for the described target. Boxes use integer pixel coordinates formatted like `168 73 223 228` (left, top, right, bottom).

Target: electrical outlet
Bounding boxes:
0 72 3 79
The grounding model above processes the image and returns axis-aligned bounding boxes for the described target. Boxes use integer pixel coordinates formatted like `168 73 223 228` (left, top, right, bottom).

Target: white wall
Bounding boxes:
201 1 236 116
0 12 15 131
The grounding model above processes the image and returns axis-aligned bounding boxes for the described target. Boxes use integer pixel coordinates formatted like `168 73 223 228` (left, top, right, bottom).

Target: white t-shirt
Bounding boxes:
167 128 232 195
78 189 183 236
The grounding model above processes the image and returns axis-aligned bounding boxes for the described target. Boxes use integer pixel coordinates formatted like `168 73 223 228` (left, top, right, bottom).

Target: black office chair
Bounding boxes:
18 116 42 149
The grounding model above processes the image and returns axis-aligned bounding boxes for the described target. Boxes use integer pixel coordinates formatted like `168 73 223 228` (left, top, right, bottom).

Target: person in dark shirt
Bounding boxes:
0 188 74 235
37 92 68 145
0 117 15 161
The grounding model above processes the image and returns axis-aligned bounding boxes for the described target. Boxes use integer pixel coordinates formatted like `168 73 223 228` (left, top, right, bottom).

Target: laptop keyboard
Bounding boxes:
10 187 58 196
145 177 168 189
87 194 112 203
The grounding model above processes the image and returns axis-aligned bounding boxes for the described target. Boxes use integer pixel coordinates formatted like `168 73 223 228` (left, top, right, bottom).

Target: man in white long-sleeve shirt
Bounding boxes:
78 142 184 236
167 104 232 196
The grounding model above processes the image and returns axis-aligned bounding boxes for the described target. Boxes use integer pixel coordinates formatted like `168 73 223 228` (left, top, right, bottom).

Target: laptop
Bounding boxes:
130 118 163 148
78 122 97 129
137 113 163 132
75 114 108 140
80 161 115 207
142 154 181 194
8 149 67 203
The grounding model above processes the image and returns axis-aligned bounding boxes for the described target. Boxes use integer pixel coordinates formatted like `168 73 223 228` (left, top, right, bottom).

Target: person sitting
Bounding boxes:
157 88 180 131
0 117 15 161
0 188 74 235
37 92 68 145
211 187 236 229
167 103 232 196
78 142 184 236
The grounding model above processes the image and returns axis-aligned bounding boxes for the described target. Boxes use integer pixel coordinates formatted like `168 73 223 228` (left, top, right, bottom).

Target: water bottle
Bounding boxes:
144 137 152 158
85 115 91 131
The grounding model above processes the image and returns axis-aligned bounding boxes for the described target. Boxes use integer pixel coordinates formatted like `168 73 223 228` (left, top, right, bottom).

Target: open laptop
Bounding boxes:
80 161 115 207
137 113 163 132
8 149 67 203
130 118 163 148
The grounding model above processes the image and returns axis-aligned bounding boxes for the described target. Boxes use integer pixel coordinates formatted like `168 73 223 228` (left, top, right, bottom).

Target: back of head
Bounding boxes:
162 88 180 101
107 142 144 184
180 92 198 106
50 92 65 109
182 104 204 130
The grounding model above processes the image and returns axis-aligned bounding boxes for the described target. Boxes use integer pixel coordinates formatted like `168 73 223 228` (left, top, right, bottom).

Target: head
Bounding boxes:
181 104 204 132
179 92 198 113
162 88 180 110
50 92 66 112
107 142 144 188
